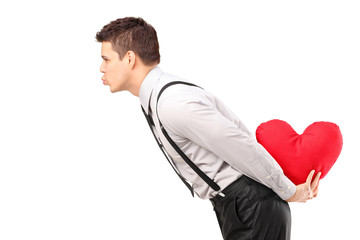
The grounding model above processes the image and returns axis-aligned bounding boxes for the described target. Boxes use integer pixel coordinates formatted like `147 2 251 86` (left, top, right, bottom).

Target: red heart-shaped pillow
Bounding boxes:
256 120 343 185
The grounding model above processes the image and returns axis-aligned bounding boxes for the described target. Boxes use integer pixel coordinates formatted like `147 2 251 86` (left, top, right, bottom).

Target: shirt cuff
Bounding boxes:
271 174 297 200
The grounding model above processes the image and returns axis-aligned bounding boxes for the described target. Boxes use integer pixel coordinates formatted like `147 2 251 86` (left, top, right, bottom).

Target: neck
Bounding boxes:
128 65 157 97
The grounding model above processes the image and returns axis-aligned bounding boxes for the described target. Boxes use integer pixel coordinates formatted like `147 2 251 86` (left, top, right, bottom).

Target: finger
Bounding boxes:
306 170 315 185
313 190 318 198
311 172 322 190
313 181 320 197
309 190 313 199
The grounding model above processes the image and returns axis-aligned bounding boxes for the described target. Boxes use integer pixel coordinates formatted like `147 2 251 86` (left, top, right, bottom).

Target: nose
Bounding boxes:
100 61 106 73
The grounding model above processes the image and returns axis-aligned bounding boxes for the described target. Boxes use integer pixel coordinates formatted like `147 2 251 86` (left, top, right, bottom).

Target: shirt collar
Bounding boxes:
139 66 163 114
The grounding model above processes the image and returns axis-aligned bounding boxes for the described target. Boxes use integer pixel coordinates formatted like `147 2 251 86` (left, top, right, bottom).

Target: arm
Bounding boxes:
158 96 296 200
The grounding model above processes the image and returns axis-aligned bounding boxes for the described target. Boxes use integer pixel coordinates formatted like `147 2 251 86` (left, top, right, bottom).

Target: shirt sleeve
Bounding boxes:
158 95 296 200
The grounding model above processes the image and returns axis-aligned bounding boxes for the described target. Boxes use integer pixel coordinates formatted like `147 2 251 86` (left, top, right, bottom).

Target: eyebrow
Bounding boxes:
101 55 109 60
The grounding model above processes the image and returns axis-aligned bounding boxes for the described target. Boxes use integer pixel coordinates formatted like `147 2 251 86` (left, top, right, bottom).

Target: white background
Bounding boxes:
0 0 359 239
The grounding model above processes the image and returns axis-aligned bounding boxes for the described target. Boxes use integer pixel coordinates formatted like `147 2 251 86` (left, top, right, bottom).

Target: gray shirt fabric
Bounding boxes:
139 66 296 200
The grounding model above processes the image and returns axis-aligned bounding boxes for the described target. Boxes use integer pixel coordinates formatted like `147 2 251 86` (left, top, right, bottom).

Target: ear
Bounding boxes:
125 51 136 69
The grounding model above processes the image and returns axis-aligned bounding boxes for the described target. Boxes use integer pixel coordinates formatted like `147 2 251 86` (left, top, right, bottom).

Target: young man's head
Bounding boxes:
96 17 160 95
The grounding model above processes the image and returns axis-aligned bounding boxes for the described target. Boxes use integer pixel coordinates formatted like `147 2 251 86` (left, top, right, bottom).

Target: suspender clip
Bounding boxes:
218 192 225 197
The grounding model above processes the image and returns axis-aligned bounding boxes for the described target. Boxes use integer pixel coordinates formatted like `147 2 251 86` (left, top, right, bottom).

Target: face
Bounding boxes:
100 42 131 93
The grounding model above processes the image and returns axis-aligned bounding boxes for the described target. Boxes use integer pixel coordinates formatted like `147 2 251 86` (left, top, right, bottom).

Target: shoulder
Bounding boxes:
158 84 211 113
156 84 213 130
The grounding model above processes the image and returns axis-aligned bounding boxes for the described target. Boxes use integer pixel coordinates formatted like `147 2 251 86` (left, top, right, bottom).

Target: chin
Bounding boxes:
109 86 121 93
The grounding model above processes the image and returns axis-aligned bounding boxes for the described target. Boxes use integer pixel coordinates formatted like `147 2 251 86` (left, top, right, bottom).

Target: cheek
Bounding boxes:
112 62 126 75
106 64 116 77
108 65 125 83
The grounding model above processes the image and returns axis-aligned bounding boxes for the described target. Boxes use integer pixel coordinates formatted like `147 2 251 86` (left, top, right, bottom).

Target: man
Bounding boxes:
95 17 321 240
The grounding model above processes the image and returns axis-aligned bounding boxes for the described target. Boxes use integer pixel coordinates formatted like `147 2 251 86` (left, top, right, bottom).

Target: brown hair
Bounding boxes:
96 17 160 66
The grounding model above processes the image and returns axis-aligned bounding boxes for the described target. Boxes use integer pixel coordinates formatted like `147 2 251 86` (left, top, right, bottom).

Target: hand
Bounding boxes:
286 170 321 203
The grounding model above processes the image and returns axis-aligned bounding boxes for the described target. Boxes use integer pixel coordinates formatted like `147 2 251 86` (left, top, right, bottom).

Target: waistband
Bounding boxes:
210 175 251 203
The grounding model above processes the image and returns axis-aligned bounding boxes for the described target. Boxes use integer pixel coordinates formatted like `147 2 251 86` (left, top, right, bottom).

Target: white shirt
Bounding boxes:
139 66 296 200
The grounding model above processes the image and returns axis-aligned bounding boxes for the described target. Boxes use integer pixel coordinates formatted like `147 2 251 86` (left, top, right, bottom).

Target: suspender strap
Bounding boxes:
155 81 221 192
141 105 195 197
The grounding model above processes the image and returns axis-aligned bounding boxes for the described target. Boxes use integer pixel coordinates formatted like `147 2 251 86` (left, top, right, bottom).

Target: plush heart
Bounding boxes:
256 120 343 185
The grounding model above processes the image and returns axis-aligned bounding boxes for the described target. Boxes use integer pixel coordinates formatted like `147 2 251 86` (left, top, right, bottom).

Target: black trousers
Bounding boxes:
210 176 291 240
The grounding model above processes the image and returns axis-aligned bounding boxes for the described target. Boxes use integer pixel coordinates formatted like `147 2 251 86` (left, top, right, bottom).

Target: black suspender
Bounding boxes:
141 105 195 197
141 81 222 197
